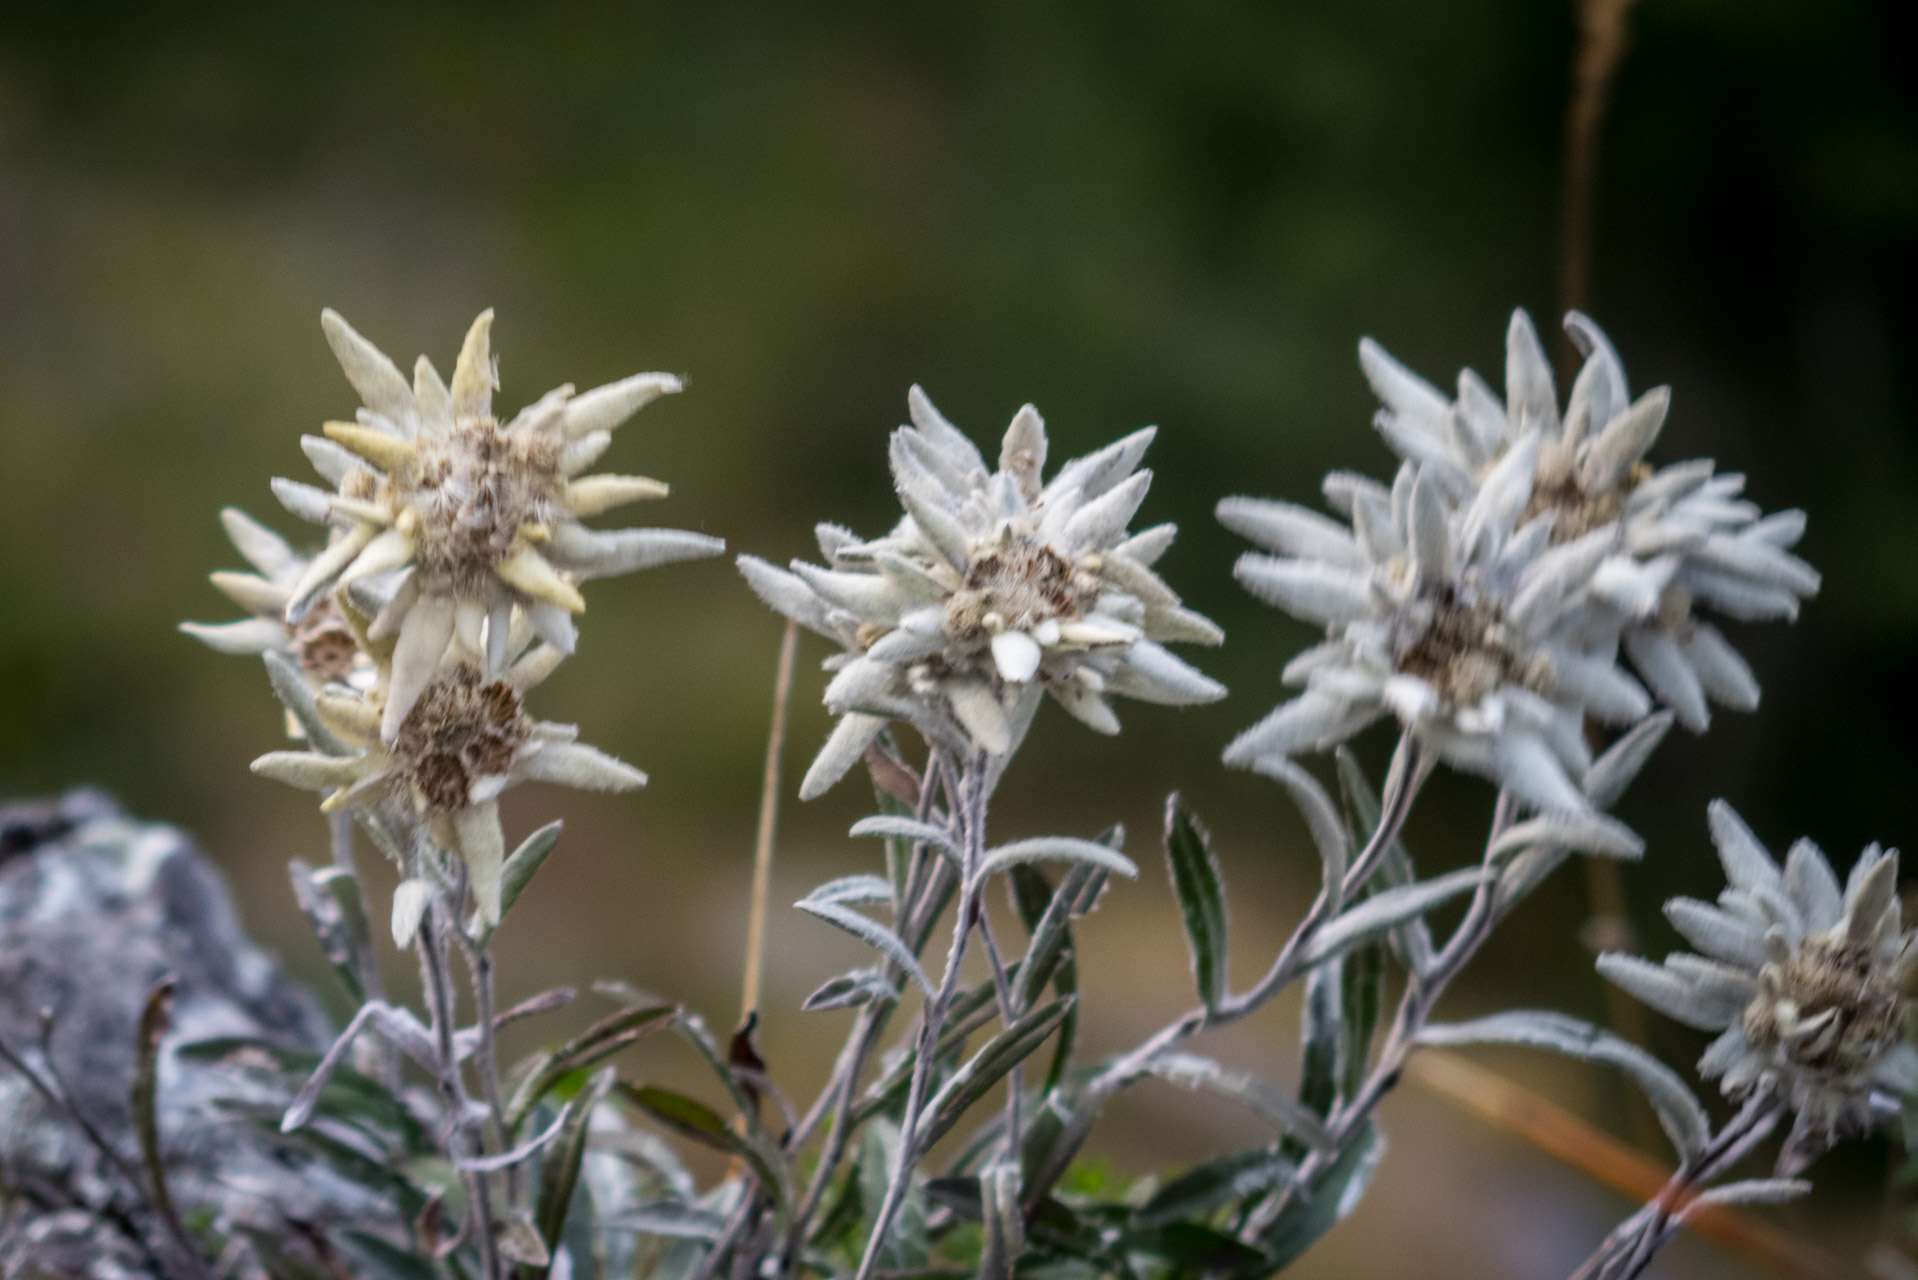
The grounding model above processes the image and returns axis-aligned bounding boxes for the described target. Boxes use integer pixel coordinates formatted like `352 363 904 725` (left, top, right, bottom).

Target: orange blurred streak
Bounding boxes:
1406 1049 1851 1280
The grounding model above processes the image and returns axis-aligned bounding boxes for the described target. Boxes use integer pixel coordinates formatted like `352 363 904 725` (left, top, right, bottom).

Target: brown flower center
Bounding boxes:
291 597 361 681
403 418 564 591
1745 936 1904 1080
392 664 531 812
1394 579 1537 706
943 537 1098 643
1520 459 1652 544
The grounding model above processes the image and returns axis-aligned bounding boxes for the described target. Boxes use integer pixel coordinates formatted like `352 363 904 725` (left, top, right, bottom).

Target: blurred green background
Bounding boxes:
2 2 1914 1275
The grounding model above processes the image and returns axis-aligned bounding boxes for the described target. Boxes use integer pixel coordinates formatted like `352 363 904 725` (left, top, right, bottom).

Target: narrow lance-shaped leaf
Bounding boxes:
794 899 935 994
1164 793 1229 1012
1131 1147 1296 1229
497 819 564 923
850 814 961 862
802 874 897 909
1335 748 1432 971
288 860 364 1003
918 998 1074 1150
537 1067 616 1253
1417 1010 1710 1158
1297 962 1342 1126
1299 867 1482 966
978 836 1137 881
1252 757 1352 910
803 969 900 1012
1340 936 1383 1102
1010 854 1109 1090
506 1003 678 1131
132 978 184 1236
977 1163 1025 1280
1142 1054 1334 1150
1260 1121 1385 1268
264 649 349 755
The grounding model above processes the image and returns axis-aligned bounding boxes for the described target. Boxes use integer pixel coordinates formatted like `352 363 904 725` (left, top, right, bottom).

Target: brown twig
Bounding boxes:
1559 0 1637 354
742 619 800 1022
1406 1049 1851 1280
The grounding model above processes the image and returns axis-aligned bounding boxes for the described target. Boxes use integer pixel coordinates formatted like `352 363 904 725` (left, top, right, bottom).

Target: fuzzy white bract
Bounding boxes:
1358 309 1817 731
739 387 1224 798
181 507 376 699
250 627 644 923
1600 802 1915 1157
1220 443 1653 813
274 309 724 740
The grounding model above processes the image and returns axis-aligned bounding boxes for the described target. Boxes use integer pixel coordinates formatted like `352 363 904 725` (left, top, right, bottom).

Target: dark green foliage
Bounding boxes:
1164 794 1230 1013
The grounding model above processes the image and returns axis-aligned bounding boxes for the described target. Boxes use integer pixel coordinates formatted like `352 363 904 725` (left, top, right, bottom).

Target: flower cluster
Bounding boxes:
182 507 378 709
195 309 722 921
739 387 1224 797
1219 310 1816 811
1356 310 1817 731
1599 801 1915 1156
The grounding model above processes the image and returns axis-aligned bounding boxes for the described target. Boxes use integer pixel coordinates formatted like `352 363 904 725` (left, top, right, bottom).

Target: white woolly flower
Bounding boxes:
180 507 378 702
274 309 724 741
1599 802 1915 1159
1358 308 1818 732
250 637 644 924
739 387 1224 798
1219 450 1650 813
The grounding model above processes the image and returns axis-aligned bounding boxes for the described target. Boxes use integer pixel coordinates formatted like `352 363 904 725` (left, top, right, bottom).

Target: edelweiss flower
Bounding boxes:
250 641 643 922
1219 451 1650 813
1358 309 1818 731
739 387 1224 798
274 309 724 740
1600 801 1915 1157
181 507 377 697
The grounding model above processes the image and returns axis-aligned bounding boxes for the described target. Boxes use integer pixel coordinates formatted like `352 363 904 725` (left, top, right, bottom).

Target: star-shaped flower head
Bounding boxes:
250 633 643 924
1599 802 1915 1164
1220 447 1653 813
273 309 725 741
739 387 1225 799
1358 309 1818 732
180 507 377 705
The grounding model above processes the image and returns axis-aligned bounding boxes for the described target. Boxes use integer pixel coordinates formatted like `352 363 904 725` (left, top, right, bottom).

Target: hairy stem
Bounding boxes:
776 745 954 1271
853 749 994 1280
416 876 499 1280
1085 733 1427 1107
1570 1093 1783 1280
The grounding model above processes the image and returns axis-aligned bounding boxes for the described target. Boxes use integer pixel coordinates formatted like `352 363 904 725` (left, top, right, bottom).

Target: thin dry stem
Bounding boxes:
742 620 801 1021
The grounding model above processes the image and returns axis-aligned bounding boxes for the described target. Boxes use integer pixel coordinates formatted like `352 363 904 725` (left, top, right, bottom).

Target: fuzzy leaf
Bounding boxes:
795 899 935 994
979 836 1138 881
850 814 961 861
1334 749 1433 971
1300 867 1483 966
497 820 564 923
1260 1120 1384 1268
1132 1147 1295 1228
1417 1011 1709 1158
1142 1054 1334 1149
264 650 350 755
537 1068 615 1253
1487 813 1644 862
803 969 899 1012
1164 793 1230 1012
507 1004 678 1132
918 999 1073 1150
803 874 898 908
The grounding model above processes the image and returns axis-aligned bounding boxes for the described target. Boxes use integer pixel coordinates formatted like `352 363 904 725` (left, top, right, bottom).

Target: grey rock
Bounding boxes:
0 791 392 1277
